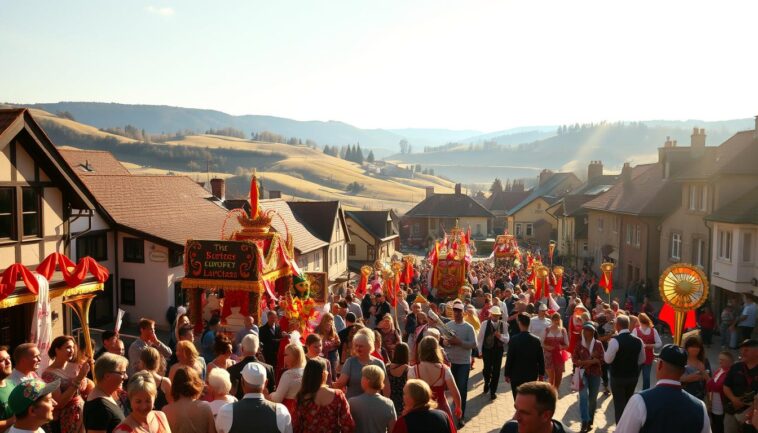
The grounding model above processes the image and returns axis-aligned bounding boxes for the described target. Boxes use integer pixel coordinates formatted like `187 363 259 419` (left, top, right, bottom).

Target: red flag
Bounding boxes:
356 272 368 298
658 303 697 334
597 271 613 294
401 260 414 285
553 273 563 295
534 275 543 300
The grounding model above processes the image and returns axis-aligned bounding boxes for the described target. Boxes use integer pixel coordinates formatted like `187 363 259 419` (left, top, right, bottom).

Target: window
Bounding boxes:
693 238 705 267
77 233 107 261
671 233 682 260
613 216 620 233
598 218 604 232
169 249 183 268
476 224 482 235
0 188 14 239
367 245 375 261
626 224 633 245
718 230 732 261
120 279 135 305
348 243 356 256
411 223 421 236
515 223 523 236
689 185 698 210
744 233 754 263
635 225 641 247
314 251 321 271
525 223 534 237
123 237 144 263
21 188 41 238
700 186 708 212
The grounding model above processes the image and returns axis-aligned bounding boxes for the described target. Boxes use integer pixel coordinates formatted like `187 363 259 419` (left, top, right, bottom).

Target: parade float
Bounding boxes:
182 175 321 333
427 222 472 300
492 233 520 267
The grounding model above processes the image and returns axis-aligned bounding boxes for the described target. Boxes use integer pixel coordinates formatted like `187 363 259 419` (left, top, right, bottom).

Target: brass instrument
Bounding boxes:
427 309 456 339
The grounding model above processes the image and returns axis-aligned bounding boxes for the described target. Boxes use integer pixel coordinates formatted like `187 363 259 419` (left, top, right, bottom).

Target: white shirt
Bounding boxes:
8 427 44 433
476 319 510 353
740 302 758 328
216 393 292 433
603 329 646 365
616 379 711 433
7 370 38 386
269 367 304 402
528 316 551 343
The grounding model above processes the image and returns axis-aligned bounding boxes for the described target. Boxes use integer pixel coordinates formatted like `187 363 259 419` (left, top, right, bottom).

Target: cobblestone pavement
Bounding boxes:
457 333 730 433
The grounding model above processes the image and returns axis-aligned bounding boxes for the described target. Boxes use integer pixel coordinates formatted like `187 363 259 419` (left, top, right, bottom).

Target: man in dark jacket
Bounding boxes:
500 381 567 433
504 313 545 398
227 334 275 398
258 311 282 366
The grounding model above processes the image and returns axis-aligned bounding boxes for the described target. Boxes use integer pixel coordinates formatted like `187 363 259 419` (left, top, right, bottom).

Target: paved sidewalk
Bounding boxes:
458 332 730 433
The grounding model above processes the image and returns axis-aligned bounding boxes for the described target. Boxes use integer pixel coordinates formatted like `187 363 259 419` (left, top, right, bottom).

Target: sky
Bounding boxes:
1 0 757 131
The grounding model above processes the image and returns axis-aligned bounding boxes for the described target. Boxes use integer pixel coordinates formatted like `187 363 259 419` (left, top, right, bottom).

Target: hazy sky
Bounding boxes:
1 0 756 131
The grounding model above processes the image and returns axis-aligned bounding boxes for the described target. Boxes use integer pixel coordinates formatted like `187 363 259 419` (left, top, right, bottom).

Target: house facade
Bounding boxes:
287 201 351 287
60 149 229 330
0 109 100 348
400 184 494 250
345 210 399 270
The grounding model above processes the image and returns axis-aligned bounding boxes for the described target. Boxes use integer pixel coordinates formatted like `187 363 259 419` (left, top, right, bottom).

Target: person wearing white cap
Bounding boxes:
528 303 551 345
477 305 509 400
215 362 292 433
443 300 476 428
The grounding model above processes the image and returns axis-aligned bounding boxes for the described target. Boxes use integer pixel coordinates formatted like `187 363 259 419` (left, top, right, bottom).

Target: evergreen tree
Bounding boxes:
356 143 364 162
367 150 375 163
490 178 504 194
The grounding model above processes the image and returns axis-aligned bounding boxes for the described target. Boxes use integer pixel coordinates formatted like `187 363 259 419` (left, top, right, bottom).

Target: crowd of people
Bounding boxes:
3 257 758 433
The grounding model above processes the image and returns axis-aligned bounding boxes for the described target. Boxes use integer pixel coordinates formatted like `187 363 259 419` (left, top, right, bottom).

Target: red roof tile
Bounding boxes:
58 149 131 176
259 199 327 254
78 175 229 247
582 163 680 216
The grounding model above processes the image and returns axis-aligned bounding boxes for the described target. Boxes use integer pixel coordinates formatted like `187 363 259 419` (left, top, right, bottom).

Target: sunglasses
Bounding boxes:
109 370 128 378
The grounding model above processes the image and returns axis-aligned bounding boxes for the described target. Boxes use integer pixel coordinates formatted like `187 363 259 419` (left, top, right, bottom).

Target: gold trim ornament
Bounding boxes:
659 263 709 345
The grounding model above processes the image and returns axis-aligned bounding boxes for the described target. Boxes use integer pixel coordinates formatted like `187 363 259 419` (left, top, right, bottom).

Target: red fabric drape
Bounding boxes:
553 273 563 296
0 264 39 301
36 253 109 288
356 273 368 298
659 303 697 333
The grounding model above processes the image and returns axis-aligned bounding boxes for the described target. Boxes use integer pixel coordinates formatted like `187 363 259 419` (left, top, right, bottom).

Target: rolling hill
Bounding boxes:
22 107 454 212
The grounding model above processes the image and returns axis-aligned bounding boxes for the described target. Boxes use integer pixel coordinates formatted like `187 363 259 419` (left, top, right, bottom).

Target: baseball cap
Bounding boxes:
582 322 596 332
452 300 464 310
9 378 60 416
538 303 548 311
241 362 267 386
658 344 687 369
489 306 502 316
739 339 758 348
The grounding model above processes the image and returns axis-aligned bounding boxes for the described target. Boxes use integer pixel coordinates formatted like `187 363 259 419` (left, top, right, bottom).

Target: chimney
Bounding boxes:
455 183 462 195
690 128 705 147
425 186 435 198
210 178 225 201
621 163 632 183
269 190 281 199
587 160 603 180
539 169 553 186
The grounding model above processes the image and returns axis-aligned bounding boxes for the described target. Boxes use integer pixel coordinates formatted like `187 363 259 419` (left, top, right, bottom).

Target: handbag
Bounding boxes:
571 368 584 392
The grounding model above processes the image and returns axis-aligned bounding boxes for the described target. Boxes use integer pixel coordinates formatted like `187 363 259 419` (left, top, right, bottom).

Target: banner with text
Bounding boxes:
184 240 258 282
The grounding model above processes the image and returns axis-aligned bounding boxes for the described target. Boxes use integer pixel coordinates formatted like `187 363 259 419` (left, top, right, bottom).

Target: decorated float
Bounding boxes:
182 175 322 335
427 222 472 301
491 233 520 267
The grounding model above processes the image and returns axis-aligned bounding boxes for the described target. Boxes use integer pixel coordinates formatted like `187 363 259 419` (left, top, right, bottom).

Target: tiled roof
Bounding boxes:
484 190 531 213
507 173 580 215
404 193 495 218
674 131 758 180
570 174 619 195
77 175 229 247
345 210 398 241
58 149 131 176
287 201 342 243
582 163 680 216
260 199 327 254
706 186 758 224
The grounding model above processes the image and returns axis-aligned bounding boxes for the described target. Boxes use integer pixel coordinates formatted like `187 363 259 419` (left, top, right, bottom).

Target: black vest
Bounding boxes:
483 320 505 350
610 332 642 378
229 397 280 433
640 385 704 433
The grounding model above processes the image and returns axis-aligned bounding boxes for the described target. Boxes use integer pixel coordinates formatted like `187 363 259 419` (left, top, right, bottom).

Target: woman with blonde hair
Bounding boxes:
392 379 455 433
269 343 306 419
332 331 389 399
205 368 236 417
138 347 172 410
407 336 461 424
542 312 569 390
168 341 206 382
315 313 341 380
113 372 171 433
162 367 215 433
632 312 662 390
